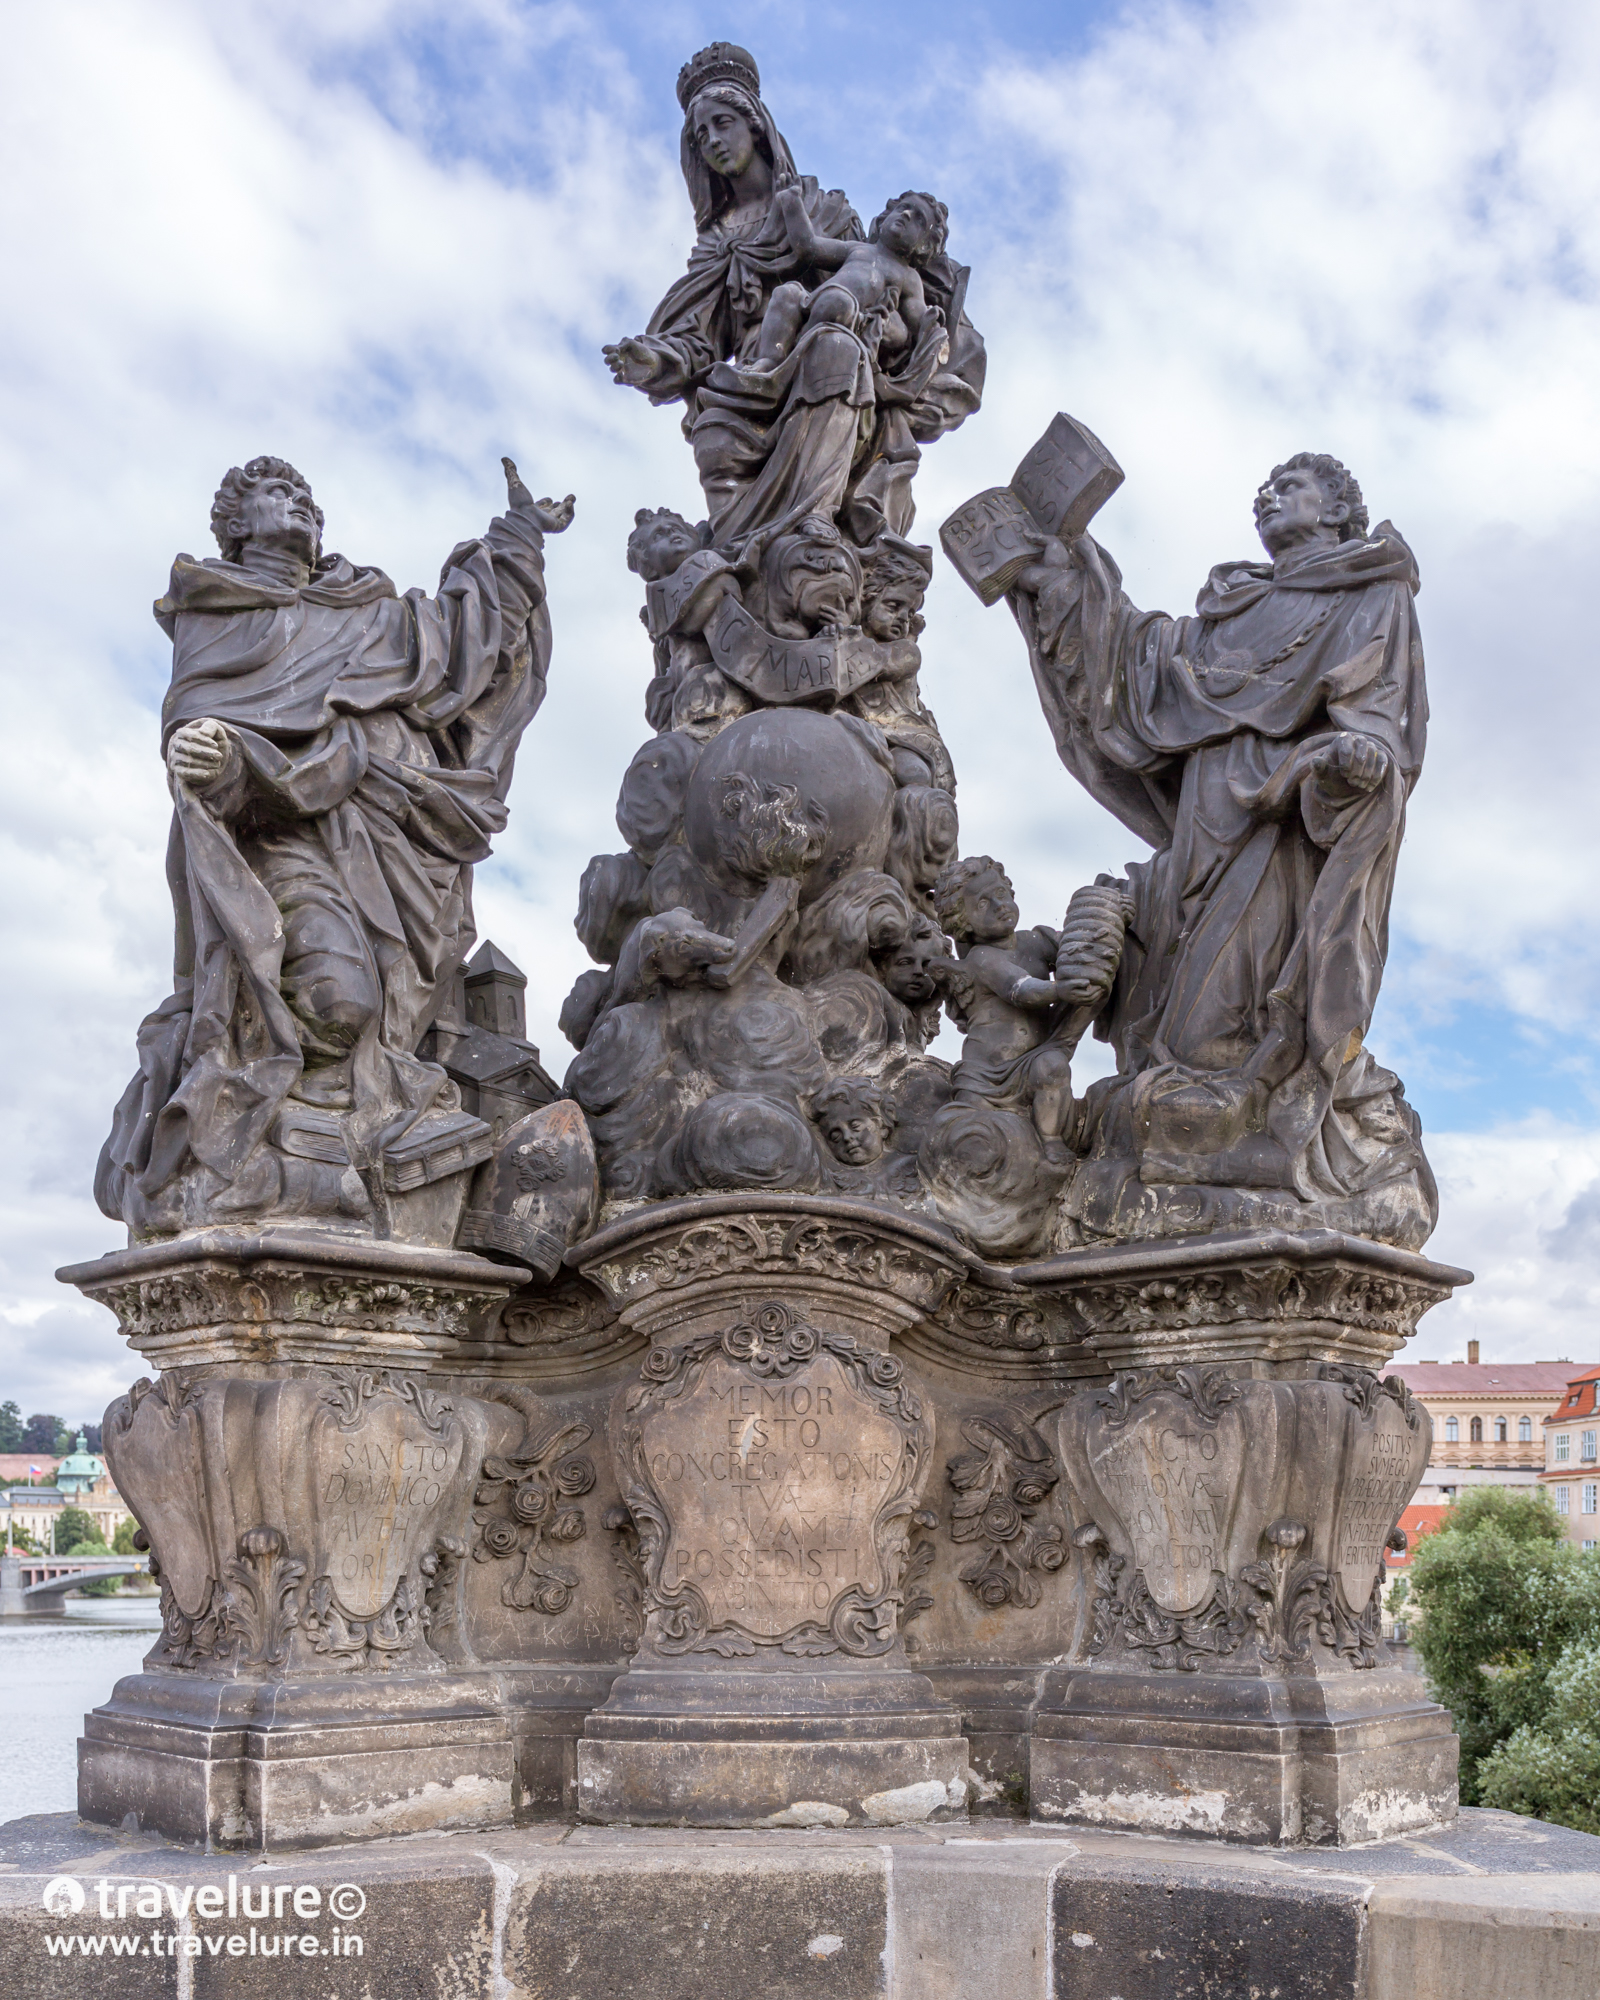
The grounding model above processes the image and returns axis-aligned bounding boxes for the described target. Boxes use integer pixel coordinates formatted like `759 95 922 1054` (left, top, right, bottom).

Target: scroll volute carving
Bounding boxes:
102 1368 488 1677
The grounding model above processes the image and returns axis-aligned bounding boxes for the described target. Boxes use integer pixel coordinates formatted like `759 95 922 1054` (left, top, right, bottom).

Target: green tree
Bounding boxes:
111 1516 140 1555
4 1518 42 1555
21 1413 64 1457
0 1401 24 1451
1479 1640 1600 1834
1410 1486 1600 1808
56 1507 105 1553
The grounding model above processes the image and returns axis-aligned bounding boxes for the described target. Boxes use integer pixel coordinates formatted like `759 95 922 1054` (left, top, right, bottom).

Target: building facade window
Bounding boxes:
1446 1417 1459 1442
1584 1430 1598 1462
1494 1418 1507 1442
1584 1483 1598 1516
1557 1486 1570 1514
1520 1416 1533 1442
1470 1417 1483 1443
1556 1434 1571 1461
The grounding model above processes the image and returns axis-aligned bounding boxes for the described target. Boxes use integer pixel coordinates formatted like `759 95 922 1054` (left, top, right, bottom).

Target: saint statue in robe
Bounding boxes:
98 454 572 1239
1009 451 1437 1250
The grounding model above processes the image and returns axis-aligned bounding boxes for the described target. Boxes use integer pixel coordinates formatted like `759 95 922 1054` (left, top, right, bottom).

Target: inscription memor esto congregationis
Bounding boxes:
641 1352 901 1637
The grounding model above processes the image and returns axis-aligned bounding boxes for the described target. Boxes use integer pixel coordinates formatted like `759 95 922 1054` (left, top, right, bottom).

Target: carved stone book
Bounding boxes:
941 412 1125 604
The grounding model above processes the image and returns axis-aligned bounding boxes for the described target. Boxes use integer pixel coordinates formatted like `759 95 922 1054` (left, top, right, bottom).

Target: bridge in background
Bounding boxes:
0 1553 149 1615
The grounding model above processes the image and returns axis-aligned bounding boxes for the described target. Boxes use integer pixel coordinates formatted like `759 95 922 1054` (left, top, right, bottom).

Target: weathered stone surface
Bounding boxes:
1031 1664 1460 1846
60 1230 526 1371
1053 1864 1368 1999
508 1846 887 1996
1368 1870 1600 2000
78 1670 516 1849
3 1810 1597 1999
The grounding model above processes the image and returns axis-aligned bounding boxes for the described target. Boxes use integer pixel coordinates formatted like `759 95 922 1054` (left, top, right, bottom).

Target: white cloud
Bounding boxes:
1421 1121 1600 1364
2 0 1599 1415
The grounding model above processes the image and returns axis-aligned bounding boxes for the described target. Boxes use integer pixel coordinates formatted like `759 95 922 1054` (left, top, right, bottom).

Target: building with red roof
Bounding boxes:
1538 1365 1600 1550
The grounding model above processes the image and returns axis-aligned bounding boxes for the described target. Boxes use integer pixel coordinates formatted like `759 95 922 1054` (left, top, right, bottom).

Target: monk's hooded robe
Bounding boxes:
1014 522 1436 1249
97 502 551 1237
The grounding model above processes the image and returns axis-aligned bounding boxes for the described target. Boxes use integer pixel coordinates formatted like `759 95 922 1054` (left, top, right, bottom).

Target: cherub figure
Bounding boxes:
933 858 1119 1148
811 1076 921 1202
847 537 954 791
753 188 949 371
626 506 745 734
813 1076 896 1167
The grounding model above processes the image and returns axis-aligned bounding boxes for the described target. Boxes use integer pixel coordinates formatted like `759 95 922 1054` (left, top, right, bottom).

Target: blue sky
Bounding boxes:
3 0 1600 1423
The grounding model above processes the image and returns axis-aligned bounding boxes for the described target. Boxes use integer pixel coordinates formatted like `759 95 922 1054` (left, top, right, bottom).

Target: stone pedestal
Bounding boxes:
573 1197 973 1827
59 1228 533 1848
1014 1229 1469 1845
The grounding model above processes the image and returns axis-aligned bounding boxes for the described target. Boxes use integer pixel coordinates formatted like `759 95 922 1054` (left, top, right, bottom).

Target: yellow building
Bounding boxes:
1385 1346 1585 1501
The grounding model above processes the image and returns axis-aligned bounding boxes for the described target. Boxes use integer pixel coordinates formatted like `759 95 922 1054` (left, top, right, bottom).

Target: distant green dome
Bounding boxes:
54 1431 104 1493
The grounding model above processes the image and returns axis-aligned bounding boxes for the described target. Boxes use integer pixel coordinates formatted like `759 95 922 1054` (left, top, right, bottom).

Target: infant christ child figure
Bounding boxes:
753 187 949 371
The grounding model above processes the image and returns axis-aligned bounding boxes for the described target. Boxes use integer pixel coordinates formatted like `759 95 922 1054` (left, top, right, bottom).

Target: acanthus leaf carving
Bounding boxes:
472 1419 596 1615
1093 1363 1240 1429
219 1526 306 1671
946 1410 1068 1611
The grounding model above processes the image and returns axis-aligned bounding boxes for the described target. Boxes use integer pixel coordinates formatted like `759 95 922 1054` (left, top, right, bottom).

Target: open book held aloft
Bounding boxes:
940 413 1124 605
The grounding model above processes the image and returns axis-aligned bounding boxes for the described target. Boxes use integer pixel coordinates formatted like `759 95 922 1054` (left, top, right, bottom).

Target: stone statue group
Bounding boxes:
97 39 1437 1271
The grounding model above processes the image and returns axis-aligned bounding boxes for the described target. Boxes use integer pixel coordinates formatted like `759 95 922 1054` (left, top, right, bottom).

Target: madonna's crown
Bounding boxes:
677 41 761 112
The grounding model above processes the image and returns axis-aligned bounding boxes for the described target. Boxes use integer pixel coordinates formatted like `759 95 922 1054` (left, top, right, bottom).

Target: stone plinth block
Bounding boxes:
59 1231 534 1848
1018 1231 1469 1845
573 1198 971 1825
5 1809 1599 1999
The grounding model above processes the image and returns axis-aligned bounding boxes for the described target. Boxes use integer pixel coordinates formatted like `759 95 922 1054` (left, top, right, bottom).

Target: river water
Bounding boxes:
0 1598 161 1826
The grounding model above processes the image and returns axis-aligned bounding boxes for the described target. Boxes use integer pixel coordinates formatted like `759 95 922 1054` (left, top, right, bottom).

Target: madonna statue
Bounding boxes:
604 42 985 552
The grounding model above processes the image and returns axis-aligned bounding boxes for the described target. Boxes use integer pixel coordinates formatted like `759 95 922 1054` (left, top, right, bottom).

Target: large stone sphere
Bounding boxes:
682 708 896 905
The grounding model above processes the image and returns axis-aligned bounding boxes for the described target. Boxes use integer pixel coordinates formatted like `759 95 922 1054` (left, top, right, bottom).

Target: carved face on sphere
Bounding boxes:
814 1082 895 1166
1254 463 1346 557
880 923 946 1006
627 509 704 582
690 93 758 181
766 520 863 633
